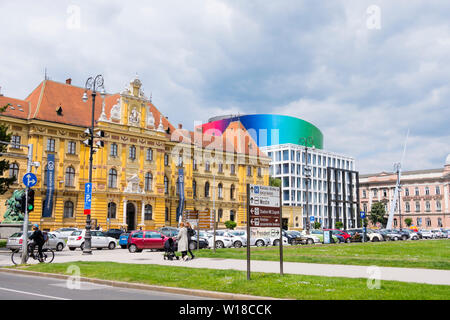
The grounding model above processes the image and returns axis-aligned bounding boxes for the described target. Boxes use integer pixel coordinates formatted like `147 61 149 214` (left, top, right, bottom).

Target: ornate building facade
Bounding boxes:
0 77 270 231
359 156 450 229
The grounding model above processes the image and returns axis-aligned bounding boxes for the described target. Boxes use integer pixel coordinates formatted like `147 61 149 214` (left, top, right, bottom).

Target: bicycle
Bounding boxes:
11 242 55 265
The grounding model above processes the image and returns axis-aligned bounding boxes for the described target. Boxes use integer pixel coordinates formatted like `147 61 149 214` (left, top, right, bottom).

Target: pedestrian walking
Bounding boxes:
185 222 195 259
176 222 189 261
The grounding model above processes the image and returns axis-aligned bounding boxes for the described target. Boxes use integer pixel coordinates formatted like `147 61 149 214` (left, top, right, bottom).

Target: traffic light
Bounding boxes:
14 192 24 213
27 189 35 212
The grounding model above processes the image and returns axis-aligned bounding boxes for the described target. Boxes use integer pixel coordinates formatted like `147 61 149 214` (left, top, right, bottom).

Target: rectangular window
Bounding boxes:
11 135 21 149
164 154 169 166
47 138 55 152
146 148 153 161
247 166 252 177
218 163 223 173
67 141 76 155
258 167 262 177
129 146 136 160
110 143 118 157
230 164 235 175
435 186 440 195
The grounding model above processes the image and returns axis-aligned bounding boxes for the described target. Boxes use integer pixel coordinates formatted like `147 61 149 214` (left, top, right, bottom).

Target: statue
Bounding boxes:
129 107 141 126
2 189 25 223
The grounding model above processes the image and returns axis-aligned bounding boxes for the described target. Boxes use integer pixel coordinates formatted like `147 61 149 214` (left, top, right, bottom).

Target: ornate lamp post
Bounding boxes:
299 137 313 235
82 75 105 255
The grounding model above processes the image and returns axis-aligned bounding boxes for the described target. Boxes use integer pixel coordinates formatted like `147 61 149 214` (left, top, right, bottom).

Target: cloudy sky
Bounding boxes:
0 0 449 174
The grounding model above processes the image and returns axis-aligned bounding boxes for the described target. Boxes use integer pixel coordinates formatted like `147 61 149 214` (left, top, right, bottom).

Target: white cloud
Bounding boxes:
0 0 449 173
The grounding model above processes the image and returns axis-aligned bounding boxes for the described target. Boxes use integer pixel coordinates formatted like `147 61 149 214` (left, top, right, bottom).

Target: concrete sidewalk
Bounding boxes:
2 249 448 286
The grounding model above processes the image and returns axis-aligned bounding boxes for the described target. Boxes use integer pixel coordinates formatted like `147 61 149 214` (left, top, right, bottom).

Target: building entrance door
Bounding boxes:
126 203 136 231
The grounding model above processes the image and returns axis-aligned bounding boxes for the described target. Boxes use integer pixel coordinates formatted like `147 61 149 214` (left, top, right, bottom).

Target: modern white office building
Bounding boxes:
261 144 356 229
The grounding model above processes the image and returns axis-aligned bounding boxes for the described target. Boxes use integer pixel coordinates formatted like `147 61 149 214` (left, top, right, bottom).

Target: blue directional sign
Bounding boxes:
360 211 366 219
84 183 92 213
23 172 37 188
310 216 315 223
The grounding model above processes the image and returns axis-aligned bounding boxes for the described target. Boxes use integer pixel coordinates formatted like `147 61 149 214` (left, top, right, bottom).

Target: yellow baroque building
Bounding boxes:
0 76 270 231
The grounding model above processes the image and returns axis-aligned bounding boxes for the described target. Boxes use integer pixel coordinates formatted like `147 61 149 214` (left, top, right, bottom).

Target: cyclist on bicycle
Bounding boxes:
29 224 45 262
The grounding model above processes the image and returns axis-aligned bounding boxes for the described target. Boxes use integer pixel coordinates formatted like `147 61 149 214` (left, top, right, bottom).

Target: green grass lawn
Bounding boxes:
195 240 450 270
15 262 449 300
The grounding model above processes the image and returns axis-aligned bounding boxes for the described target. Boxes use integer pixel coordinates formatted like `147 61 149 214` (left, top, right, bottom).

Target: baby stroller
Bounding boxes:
163 238 179 260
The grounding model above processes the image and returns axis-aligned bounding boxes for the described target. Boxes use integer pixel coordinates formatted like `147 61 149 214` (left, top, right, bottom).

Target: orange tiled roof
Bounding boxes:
0 96 30 120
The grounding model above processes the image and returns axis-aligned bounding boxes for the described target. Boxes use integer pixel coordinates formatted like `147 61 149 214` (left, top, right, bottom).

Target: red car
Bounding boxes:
127 230 174 253
324 229 352 243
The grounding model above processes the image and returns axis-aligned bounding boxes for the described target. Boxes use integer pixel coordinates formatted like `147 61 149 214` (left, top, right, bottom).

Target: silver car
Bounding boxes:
53 227 79 240
6 231 65 251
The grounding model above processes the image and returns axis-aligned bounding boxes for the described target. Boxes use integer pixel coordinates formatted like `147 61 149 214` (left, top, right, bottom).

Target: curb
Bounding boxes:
0 268 281 300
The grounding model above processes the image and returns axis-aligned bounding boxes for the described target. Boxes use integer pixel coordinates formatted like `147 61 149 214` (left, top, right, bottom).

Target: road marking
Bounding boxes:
0 287 70 300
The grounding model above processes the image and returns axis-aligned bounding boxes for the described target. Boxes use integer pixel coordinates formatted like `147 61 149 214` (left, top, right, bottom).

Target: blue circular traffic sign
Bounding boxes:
23 172 37 188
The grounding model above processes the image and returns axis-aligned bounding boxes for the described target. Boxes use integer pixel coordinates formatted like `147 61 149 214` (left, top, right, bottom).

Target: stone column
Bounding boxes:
123 199 127 227
140 201 145 227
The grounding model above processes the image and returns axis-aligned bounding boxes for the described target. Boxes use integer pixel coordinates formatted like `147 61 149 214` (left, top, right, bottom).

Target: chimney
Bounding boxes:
66 78 72 85
178 124 183 129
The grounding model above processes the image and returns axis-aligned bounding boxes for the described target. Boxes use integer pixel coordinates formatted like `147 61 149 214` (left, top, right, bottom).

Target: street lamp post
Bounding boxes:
300 137 313 235
82 75 105 255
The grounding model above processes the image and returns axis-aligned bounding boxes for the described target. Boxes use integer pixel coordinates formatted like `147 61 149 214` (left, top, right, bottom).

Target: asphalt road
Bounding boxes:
0 272 209 300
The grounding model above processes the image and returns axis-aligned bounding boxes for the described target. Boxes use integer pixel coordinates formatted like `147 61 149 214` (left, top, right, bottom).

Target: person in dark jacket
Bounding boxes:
185 222 195 260
29 224 45 261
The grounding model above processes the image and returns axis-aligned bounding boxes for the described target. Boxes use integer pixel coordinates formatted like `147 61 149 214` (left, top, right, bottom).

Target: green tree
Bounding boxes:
0 104 15 194
369 202 387 227
404 218 412 227
335 221 343 229
224 220 237 230
269 177 281 188
313 221 321 229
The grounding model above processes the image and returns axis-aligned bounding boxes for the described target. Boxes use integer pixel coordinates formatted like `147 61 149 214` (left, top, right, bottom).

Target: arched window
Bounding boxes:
193 180 197 198
108 202 117 219
230 184 235 200
204 182 210 198
436 201 442 211
144 172 153 191
405 202 410 212
108 168 117 188
218 183 223 199
65 166 75 187
144 204 153 220
425 201 431 212
164 176 169 194
9 163 19 180
230 210 236 222
64 201 74 218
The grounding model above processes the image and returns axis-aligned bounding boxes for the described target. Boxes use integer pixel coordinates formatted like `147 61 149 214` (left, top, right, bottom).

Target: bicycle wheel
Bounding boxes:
11 250 28 265
41 249 55 263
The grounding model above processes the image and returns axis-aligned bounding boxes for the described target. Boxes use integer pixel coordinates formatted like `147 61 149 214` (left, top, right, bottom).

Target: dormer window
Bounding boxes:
56 106 63 115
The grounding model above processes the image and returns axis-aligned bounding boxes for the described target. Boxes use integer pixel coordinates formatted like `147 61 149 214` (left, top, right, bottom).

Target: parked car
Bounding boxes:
119 233 130 249
204 231 235 249
104 229 124 239
366 229 384 242
324 229 352 243
289 230 321 245
378 229 402 241
431 229 444 238
48 232 66 251
67 230 117 251
127 230 174 253
158 227 179 237
220 229 270 247
6 231 65 251
419 229 434 239
282 230 296 244
269 235 289 246
345 229 366 242
188 231 210 250
224 229 247 248
53 227 79 240
399 229 420 240
310 230 338 243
